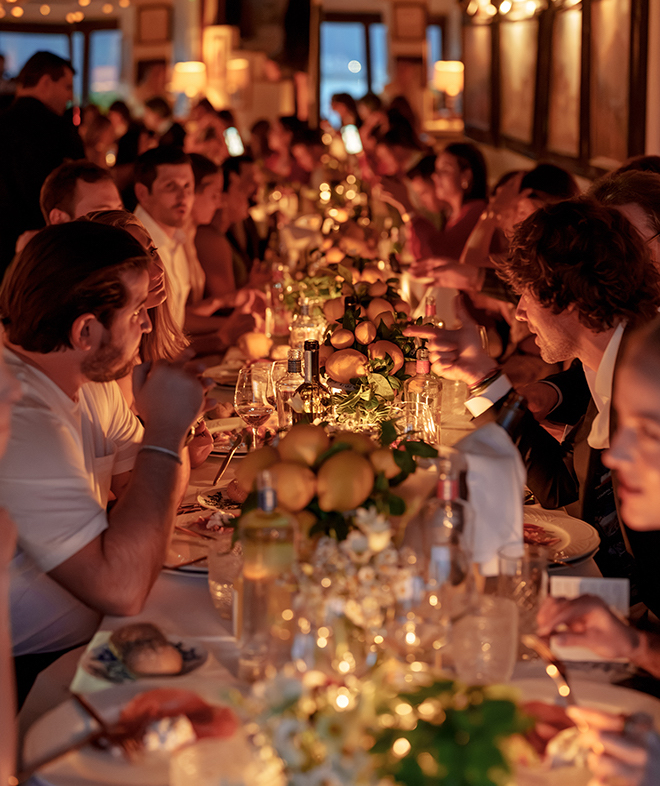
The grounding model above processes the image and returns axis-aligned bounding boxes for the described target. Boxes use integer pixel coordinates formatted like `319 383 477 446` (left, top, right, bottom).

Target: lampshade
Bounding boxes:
227 58 250 92
432 61 464 97
171 61 207 97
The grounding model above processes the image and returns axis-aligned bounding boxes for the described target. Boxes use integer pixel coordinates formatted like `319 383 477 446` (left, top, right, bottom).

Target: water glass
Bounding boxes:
207 533 243 620
441 379 471 424
497 543 549 637
451 595 518 684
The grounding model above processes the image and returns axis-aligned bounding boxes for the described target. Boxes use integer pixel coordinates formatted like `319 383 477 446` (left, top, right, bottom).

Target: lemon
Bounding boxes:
270 461 317 512
278 423 330 466
234 445 280 493
317 450 374 512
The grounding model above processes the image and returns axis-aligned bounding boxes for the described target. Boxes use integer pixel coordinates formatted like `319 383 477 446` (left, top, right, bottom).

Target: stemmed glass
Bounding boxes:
234 365 274 450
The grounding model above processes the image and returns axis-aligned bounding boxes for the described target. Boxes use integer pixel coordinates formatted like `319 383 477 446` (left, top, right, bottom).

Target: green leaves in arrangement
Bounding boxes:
372 681 531 786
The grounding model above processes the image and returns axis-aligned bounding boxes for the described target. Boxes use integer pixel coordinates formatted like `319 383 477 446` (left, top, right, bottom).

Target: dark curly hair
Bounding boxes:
589 170 660 236
499 199 660 332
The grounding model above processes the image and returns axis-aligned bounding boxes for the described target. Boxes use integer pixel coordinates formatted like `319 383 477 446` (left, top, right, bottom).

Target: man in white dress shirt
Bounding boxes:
134 146 255 355
0 222 206 704
134 146 193 329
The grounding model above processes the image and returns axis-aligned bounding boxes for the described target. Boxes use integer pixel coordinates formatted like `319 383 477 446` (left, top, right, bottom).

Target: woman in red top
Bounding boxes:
380 141 488 263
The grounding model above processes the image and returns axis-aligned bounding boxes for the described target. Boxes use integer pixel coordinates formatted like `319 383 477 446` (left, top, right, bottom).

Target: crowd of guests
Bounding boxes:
2 47 660 784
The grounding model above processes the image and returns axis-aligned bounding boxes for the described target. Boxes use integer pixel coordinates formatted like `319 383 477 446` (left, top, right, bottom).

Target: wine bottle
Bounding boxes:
290 298 324 350
238 470 297 682
292 340 332 424
496 390 526 440
276 348 305 431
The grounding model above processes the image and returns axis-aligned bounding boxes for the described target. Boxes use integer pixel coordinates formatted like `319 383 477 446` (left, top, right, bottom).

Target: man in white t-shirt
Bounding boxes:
0 221 206 703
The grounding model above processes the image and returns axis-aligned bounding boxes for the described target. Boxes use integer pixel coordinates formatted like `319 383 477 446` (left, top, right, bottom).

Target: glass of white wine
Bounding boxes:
234 365 274 450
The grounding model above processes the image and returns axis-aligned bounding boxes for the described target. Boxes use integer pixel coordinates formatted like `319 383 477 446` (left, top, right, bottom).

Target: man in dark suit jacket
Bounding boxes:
0 51 84 273
407 199 660 612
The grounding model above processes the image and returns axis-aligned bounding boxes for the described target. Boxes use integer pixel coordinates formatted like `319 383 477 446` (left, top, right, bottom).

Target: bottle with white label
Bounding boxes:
402 346 442 441
423 457 473 622
276 348 304 431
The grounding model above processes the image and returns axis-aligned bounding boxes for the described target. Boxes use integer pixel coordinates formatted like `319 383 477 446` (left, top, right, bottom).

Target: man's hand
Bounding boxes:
536 595 639 660
376 177 414 216
566 706 655 786
517 381 560 421
133 353 207 447
428 263 483 292
220 312 256 348
403 298 496 386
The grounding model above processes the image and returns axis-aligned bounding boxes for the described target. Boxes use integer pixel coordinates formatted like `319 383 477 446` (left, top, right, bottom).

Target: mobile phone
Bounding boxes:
341 124 363 155
224 127 245 157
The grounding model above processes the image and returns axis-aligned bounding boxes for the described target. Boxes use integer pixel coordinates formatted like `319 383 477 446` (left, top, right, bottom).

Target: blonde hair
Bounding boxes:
81 209 189 361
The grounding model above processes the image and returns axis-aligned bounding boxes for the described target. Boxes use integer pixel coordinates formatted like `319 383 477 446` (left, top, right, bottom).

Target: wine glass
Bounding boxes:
234 365 274 450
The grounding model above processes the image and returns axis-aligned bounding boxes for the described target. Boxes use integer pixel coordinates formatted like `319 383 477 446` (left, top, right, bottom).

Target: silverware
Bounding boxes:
175 524 215 541
212 431 244 486
521 633 588 732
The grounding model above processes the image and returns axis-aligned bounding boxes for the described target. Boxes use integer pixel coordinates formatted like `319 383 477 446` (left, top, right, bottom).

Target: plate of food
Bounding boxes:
197 479 247 513
81 623 208 684
164 508 238 575
523 507 600 564
22 682 273 786
203 348 246 388
510 677 660 785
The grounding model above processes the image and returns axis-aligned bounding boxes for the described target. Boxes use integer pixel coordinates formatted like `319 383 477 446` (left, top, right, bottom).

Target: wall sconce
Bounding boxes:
433 60 464 118
171 61 207 98
227 58 250 93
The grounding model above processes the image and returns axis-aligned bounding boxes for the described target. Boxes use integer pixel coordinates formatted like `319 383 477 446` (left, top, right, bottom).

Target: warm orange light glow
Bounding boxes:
0 6 7 16
433 61 464 97
11 6 24 16
102 3 113 12
171 61 207 97
40 4 50 13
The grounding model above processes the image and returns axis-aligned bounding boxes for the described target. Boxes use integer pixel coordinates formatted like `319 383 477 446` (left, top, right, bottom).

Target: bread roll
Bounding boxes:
110 622 183 676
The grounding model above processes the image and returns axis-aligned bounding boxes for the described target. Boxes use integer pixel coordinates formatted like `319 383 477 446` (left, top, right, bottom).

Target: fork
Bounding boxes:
521 633 588 732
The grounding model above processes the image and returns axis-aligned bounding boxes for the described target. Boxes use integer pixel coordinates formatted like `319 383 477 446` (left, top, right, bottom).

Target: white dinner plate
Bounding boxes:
80 634 208 685
23 681 250 786
511 677 660 786
164 508 235 575
523 507 600 563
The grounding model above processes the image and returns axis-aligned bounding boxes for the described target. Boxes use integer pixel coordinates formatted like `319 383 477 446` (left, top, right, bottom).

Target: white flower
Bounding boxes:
340 530 373 564
354 507 392 553
357 565 376 584
272 717 306 769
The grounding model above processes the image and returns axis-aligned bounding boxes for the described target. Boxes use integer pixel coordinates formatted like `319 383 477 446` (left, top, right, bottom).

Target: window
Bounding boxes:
320 13 388 126
0 22 120 106
89 29 122 106
0 31 70 79
426 23 444 82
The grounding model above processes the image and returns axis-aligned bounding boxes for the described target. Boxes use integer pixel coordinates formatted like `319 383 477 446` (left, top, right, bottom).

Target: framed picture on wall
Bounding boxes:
392 2 427 40
463 24 492 137
137 4 172 45
499 18 538 146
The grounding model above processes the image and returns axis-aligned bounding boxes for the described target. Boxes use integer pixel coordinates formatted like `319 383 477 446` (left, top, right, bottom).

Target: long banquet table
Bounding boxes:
18 448 606 781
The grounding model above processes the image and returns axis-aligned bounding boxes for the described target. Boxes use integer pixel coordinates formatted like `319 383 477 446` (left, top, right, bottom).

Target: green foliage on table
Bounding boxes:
371 680 532 786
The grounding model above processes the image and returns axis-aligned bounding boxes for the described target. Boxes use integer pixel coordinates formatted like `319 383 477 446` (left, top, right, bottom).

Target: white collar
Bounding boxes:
584 322 626 450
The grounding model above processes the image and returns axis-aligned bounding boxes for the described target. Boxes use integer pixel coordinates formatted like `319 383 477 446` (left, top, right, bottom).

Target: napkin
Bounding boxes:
455 422 525 576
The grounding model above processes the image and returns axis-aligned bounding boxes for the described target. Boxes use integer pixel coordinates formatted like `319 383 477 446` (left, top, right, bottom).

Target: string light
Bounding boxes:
11 6 24 16
40 4 50 13
102 3 113 12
